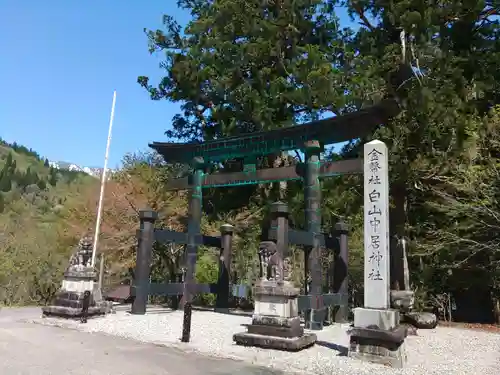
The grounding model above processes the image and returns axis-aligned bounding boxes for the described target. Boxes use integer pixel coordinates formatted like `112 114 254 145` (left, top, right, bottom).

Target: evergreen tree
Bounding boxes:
12 169 23 186
5 152 13 168
37 178 47 191
0 170 12 192
17 167 35 188
44 158 50 168
48 167 58 187
9 159 16 175
338 0 499 274
138 0 349 141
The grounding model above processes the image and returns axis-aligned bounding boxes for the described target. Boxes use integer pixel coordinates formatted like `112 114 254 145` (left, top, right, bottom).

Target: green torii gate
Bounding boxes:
132 65 413 342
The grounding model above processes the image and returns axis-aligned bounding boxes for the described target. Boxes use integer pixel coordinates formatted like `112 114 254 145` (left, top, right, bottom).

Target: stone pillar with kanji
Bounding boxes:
348 140 408 368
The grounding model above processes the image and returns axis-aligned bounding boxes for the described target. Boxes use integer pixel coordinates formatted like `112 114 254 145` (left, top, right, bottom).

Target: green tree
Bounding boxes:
5 152 13 169
37 178 47 191
19 167 39 188
335 0 500 315
0 168 12 192
2 152 17 179
48 167 58 187
138 0 350 141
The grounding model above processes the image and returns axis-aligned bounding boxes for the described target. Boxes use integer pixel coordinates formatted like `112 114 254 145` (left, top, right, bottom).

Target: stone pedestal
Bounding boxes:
233 280 316 351
348 307 408 368
42 268 111 319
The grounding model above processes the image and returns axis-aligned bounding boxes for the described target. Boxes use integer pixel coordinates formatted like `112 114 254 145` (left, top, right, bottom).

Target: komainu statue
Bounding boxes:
258 241 284 282
41 234 112 319
68 235 94 271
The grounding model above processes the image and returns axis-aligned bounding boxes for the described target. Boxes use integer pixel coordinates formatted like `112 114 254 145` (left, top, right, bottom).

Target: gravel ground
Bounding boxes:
31 308 500 375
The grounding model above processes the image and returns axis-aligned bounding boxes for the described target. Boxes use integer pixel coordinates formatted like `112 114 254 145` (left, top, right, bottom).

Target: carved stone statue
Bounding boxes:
258 241 284 281
68 235 93 272
42 234 113 319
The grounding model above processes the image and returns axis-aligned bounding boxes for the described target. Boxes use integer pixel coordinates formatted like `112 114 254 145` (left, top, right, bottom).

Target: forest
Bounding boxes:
134 0 500 323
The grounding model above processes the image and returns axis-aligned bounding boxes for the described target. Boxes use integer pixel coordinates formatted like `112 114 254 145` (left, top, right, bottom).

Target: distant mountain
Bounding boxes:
49 161 115 179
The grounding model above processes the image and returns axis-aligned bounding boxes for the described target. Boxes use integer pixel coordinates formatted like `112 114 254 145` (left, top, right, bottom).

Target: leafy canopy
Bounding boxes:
138 0 354 142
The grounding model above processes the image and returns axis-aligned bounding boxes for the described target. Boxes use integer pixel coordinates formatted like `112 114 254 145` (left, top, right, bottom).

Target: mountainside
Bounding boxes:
0 137 165 306
0 137 102 304
0 136 242 308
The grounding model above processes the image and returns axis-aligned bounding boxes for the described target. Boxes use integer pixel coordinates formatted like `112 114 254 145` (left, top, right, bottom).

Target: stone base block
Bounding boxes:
238 281 315 352
348 336 407 368
61 279 95 294
252 315 300 329
41 305 107 319
52 291 96 309
41 284 113 319
245 323 304 338
233 331 316 351
253 280 299 319
349 309 408 368
253 280 299 297
353 307 400 330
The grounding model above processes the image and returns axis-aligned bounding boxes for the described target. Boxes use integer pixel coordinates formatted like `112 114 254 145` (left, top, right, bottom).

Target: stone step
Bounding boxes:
233 331 316 352
245 323 304 338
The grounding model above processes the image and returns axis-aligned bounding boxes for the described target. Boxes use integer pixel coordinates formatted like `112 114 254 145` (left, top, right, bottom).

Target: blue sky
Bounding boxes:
0 1 356 168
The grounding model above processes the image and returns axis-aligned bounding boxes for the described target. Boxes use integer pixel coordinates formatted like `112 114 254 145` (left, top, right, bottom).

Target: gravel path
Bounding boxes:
31 308 500 375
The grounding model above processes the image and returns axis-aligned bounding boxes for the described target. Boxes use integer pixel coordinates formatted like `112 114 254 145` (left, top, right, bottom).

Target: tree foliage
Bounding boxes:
343 0 500 319
0 141 98 306
138 0 355 141
136 0 500 322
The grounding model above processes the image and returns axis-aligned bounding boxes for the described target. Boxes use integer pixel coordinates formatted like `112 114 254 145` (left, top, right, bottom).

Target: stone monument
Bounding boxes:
42 235 112 319
233 207 316 351
348 140 408 367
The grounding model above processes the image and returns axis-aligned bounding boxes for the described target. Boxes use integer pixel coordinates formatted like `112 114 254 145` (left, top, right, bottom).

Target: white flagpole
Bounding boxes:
91 90 117 268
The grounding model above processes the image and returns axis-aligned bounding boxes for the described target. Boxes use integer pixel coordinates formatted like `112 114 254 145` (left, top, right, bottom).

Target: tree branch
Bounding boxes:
351 3 375 32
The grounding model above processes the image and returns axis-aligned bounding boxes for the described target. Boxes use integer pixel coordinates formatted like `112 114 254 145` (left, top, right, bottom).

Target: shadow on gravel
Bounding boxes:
115 304 253 317
211 310 253 318
206 366 285 375
191 306 253 318
125 309 178 315
234 366 287 375
315 340 348 356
